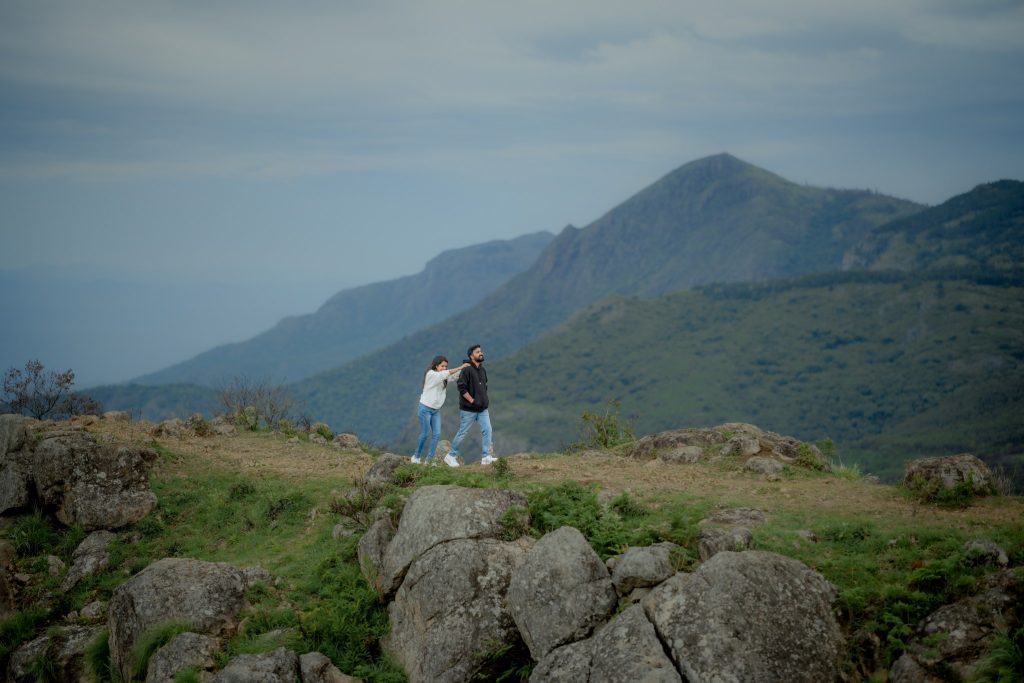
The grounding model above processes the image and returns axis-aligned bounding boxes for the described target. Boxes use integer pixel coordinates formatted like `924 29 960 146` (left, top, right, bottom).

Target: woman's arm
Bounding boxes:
448 362 470 375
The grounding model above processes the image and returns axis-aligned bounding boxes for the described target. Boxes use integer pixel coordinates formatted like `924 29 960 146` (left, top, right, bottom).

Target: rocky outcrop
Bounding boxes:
903 453 997 496
9 624 104 683
332 433 360 450
0 414 35 513
60 530 115 592
377 485 528 596
146 632 220 683
363 453 407 489
890 569 1021 682
300 651 361 683
698 526 754 560
507 526 617 660
629 422 828 470
32 430 158 529
213 647 299 682
357 516 396 592
108 558 250 683
642 551 845 682
385 538 532 682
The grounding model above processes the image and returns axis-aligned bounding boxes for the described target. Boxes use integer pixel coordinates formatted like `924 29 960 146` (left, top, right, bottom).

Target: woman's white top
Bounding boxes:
419 369 456 409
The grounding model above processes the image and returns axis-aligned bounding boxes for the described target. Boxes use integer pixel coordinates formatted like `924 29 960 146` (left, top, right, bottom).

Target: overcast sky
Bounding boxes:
2 1 1023 383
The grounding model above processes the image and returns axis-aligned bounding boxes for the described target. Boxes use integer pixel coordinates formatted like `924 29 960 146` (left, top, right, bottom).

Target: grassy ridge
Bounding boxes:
484 271 1024 483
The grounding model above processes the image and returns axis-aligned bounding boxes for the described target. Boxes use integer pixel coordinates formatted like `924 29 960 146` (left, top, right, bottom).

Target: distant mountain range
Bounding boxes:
132 231 553 386
288 154 922 442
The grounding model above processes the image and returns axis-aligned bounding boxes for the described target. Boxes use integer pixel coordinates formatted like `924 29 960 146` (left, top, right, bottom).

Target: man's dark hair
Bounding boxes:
467 344 481 358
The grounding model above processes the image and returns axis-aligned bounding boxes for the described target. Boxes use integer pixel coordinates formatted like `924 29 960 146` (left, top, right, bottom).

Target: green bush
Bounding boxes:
313 422 334 441
9 512 59 557
0 608 49 669
571 400 635 451
976 626 1024 682
84 630 112 683
904 472 981 508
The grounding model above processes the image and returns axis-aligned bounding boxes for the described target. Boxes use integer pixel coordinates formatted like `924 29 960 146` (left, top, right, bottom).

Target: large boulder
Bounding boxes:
212 647 299 682
108 558 250 683
642 551 844 682
32 430 158 529
61 530 116 592
332 433 360 450
903 454 997 497
378 485 528 596
0 414 35 513
530 605 683 682
145 632 220 683
698 526 754 561
889 570 1021 682
507 526 617 660
384 537 532 683
9 624 104 683
629 423 828 470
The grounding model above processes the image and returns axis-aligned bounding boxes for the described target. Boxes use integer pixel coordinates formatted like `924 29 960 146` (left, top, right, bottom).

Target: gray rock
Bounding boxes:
727 436 763 457
332 433 360 450
529 638 594 682
508 526 617 660
385 537 531 683
213 647 300 682
61 530 115 592
9 624 104 683
108 558 249 683
435 439 452 458
357 515 396 592
378 485 527 597
699 507 766 527
332 523 356 540
642 551 844 683
155 418 187 438
240 565 275 588
211 416 236 437
698 527 753 561
299 651 361 683
962 539 1009 567
103 411 131 422
0 568 16 619
146 632 220 683
891 569 1020 682
659 445 703 464
310 433 328 445
903 453 996 496
0 539 16 568
797 530 819 543
744 456 784 475
610 542 677 595
32 430 158 529
589 604 683 682
47 554 65 576
889 653 937 683
80 599 107 621
364 453 407 488
0 414 34 513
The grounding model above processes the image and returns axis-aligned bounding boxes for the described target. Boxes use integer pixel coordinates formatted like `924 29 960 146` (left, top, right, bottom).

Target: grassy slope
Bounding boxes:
481 272 1024 482
2 423 1022 682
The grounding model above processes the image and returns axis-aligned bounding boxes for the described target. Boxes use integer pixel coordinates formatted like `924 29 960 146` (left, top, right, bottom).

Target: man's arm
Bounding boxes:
457 369 473 403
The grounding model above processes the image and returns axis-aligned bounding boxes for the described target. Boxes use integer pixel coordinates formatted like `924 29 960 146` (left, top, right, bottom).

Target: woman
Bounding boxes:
412 355 469 465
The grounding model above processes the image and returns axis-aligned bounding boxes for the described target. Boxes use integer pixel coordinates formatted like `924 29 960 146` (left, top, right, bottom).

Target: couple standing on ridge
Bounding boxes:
411 344 496 467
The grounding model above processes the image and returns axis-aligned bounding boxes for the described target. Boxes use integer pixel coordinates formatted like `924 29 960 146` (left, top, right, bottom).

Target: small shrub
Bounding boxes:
9 512 59 557
610 492 648 518
499 506 531 541
976 626 1024 682
188 415 213 437
131 621 192 681
173 667 203 683
313 422 333 441
795 443 826 471
831 460 862 481
904 473 978 508
491 457 512 480
84 630 112 683
227 481 257 502
571 400 635 451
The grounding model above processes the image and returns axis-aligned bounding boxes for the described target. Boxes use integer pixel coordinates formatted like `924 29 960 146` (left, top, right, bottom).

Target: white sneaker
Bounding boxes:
411 455 422 464
480 455 498 466
444 454 460 468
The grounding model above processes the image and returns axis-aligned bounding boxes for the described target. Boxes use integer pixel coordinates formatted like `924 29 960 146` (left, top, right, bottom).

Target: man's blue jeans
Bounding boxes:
414 403 442 460
448 409 491 461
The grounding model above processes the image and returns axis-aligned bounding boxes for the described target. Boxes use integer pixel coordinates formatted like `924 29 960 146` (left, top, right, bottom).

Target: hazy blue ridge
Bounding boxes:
85 383 219 422
288 153 923 443
131 230 554 387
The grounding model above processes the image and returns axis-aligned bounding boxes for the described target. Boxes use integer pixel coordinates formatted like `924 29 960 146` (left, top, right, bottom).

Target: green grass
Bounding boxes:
131 621 193 681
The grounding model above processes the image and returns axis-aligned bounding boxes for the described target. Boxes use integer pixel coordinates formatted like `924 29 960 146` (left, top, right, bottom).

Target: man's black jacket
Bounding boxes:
456 360 488 412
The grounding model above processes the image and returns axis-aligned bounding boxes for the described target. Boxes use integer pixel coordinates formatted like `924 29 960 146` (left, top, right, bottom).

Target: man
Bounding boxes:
446 344 497 466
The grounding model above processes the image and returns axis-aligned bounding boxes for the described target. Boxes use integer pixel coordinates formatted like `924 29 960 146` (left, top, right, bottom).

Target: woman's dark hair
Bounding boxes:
424 355 449 389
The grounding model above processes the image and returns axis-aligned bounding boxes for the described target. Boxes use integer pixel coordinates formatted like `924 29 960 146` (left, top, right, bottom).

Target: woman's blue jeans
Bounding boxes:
414 403 442 460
